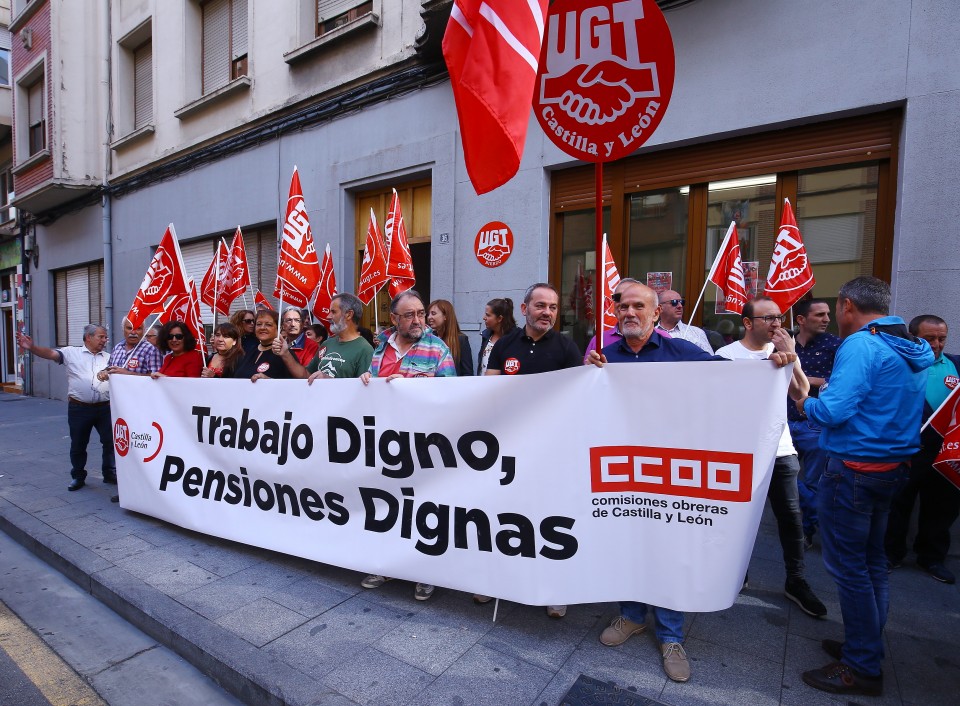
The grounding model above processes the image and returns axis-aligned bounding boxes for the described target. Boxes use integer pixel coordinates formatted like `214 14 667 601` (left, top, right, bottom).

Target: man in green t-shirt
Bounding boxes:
307 293 374 381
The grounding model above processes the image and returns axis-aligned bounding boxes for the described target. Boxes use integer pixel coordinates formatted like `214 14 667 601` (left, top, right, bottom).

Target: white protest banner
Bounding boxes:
110 362 787 612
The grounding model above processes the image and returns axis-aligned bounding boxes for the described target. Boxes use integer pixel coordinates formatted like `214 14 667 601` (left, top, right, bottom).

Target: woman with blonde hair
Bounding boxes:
427 299 474 376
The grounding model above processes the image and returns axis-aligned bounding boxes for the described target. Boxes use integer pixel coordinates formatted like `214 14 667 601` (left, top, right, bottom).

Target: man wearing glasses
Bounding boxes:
280 307 318 367
655 289 714 354
716 296 827 620
359 290 455 602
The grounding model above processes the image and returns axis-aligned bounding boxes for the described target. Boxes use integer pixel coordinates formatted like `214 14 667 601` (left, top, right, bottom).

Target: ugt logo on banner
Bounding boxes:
534 0 675 163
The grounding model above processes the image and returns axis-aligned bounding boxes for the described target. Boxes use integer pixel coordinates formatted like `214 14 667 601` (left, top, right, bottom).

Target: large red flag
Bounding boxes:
274 167 320 308
442 0 549 195
222 227 252 305
765 198 815 310
358 209 390 305
601 234 621 333
127 224 190 331
157 279 207 357
199 239 231 316
933 425 960 490
927 386 960 438
384 189 415 298
708 221 749 315
254 289 274 311
311 244 338 327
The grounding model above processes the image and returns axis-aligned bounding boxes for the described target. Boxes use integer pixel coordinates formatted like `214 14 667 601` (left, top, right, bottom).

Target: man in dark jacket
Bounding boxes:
885 314 960 584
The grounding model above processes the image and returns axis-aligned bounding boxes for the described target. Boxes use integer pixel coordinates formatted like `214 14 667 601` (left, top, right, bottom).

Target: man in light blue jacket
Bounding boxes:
795 277 934 697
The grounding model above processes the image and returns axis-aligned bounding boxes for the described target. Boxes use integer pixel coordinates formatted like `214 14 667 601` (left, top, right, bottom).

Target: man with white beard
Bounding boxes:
306 293 373 381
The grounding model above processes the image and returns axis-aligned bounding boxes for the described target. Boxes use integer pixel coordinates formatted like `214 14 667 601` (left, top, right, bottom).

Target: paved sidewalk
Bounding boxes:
1 391 958 706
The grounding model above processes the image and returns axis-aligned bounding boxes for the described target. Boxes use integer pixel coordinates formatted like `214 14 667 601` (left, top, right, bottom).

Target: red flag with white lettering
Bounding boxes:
358 209 390 305
765 199 815 310
274 167 320 308
385 189 415 298
442 0 549 195
311 244 338 327
157 278 207 357
927 386 960 438
934 424 960 490
254 289 274 311
200 239 231 316
708 221 749 315
222 227 252 305
601 234 621 333
126 224 190 331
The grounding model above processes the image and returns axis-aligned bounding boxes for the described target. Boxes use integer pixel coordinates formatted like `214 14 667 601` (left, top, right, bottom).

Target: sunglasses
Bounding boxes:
242 318 255 324
662 299 686 307
168 333 185 340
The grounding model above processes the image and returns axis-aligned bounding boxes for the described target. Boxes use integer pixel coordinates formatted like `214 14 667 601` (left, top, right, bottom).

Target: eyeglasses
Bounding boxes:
397 310 426 321
145 332 158 338
168 333 185 340
242 318 255 324
749 314 787 324
661 298 685 307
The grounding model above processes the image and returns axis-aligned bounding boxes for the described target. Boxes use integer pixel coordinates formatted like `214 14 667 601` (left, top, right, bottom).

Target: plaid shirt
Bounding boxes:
368 327 456 378
108 339 164 375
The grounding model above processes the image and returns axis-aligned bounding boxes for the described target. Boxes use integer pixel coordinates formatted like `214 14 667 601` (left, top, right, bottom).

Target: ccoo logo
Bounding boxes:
114 418 130 457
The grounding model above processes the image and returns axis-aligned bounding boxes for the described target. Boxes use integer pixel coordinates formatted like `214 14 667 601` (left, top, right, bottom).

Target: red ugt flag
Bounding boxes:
312 244 338 327
765 199 815 310
274 167 320 308
157 279 207 356
442 0 549 195
385 189 415 298
200 239 231 316
708 221 749 315
222 227 252 306
127 224 190 331
254 289 274 311
601 234 621 333
358 209 389 305
928 386 960 438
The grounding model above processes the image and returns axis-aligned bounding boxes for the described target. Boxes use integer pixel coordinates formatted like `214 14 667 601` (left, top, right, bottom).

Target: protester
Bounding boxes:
655 289 713 354
885 314 960 584
104 318 163 377
797 277 933 696
16 325 114 491
582 277 641 363
306 293 374 381
476 297 517 375
305 323 328 344
281 307 319 366
145 324 161 348
230 309 258 354
588 282 800 683
202 323 243 378
359 290 455 601
788 299 841 548
358 326 376 347
231 310 308 381
428 298 474 376
717 296 827 618
151 322 204 378
484 283 581 618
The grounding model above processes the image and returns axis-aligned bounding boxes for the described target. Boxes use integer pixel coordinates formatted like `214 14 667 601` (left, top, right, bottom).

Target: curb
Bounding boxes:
0 496 348 706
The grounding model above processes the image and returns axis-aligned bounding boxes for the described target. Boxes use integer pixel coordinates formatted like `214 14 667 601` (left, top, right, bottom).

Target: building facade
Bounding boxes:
10 0 959 399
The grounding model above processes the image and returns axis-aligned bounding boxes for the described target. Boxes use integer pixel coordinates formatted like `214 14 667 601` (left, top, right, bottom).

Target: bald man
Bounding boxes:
655 289 713 354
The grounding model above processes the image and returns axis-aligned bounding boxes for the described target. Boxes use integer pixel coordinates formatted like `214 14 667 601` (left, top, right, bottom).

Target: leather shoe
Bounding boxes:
110 495 120 503
802 661 882 696
102 475 117 485
919 561 956 584
67 479 85 491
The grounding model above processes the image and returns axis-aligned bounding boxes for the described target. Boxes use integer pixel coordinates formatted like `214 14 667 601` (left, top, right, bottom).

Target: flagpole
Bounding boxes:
688 222 734 325
213 243 221 328
594 162 603 340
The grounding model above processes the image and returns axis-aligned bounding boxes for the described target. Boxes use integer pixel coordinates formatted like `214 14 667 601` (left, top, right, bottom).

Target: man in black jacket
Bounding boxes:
885 314 960 584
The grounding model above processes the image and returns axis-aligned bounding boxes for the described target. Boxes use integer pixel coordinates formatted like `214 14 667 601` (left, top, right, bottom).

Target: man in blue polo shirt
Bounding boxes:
588 282 799 683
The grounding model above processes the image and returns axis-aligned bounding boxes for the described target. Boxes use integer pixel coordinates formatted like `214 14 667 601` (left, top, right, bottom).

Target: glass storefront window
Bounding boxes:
558 207 610 353
628 187 688 298
702 175 776 341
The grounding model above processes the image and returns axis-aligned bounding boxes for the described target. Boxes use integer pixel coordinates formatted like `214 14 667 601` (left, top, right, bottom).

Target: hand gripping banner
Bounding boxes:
111 362 789 612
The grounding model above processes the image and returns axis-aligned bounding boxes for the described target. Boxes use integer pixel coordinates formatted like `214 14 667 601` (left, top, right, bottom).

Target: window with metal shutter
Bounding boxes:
55 272 67 346
180 239 218 291
87 264 105 327
317 0 363 23
231 0 248 59
133 40 153 129
202 0 230 94
258 231 279 308
66 269 90 346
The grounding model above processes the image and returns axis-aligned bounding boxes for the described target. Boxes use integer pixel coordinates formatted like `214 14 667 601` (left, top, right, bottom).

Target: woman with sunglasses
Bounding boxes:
230 309 258 354
201 323 243 378
231 310 308 380
151 321 204 378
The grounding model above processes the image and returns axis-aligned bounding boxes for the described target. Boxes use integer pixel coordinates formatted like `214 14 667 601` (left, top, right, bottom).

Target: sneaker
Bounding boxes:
919 561 956 584
546 605 567 619
599 616 647 646
802 661 882 696
414 583 435 601
660 642 690 682
361 574 391 589
473 594 493 604
785 577 827 618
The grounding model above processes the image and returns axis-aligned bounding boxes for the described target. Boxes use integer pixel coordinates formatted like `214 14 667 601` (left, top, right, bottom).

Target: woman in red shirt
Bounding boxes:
151 321 204 378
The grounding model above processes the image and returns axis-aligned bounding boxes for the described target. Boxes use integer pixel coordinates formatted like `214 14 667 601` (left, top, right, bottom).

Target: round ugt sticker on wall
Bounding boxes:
474 222 514 268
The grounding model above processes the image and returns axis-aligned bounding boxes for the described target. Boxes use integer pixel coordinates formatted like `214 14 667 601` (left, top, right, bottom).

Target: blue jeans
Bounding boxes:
619 602 684 643
67 401 115 481
818 458 908 677
789 419 828 537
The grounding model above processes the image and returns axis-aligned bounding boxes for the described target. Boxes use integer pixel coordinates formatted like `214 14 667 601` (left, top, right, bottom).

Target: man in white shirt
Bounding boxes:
655 290 714 353
716 296 826 618
17 325 114 491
